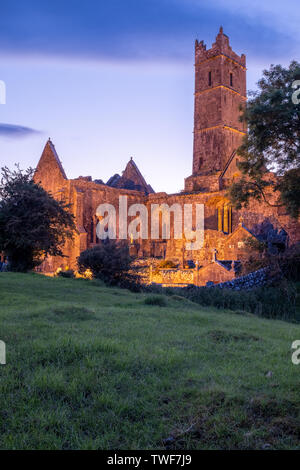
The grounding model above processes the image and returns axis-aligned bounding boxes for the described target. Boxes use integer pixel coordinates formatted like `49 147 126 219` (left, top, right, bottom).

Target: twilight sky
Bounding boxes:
0 0 299 193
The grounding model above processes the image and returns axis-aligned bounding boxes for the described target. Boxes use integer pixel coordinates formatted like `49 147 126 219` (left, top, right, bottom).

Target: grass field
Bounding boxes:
0 272 299 450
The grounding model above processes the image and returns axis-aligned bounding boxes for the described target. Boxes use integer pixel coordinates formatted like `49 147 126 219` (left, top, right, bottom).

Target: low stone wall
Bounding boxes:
152 268 195 286
212 268 268 290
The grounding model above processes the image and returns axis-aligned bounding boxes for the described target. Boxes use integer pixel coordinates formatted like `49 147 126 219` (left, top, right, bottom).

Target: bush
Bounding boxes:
158 259 178 269
116 275 143 293
77 239 133 285
57 269 75 278
144 295 167 307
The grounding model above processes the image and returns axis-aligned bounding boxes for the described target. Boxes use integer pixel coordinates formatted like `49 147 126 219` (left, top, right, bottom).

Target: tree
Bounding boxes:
77 239 133 284
0 166 76 271
242 238 300 282
228 61 300 218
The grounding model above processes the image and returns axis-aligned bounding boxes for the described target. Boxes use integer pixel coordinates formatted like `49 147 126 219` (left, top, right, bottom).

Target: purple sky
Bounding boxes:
0 0 299 193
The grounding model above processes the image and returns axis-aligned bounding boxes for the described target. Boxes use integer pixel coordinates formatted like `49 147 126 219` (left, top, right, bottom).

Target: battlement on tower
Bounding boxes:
195 27 246 68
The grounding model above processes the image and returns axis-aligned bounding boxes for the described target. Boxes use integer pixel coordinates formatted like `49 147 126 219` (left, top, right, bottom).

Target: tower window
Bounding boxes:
208 71 212 86
230 73 233 87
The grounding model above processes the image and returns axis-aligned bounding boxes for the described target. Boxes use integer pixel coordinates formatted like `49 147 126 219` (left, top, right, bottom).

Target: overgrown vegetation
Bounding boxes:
0 273 299 450
169 281 299 322
241 240 300 281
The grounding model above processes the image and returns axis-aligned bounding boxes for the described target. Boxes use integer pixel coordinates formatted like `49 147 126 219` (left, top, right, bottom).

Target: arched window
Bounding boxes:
223 204 232 234
217 203 232 233
230 73 233 87
217 207 223 232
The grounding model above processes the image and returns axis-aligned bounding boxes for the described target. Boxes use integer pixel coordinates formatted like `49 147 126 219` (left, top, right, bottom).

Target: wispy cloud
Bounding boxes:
0 123 41 138
0 0 298 63
206 0 300 37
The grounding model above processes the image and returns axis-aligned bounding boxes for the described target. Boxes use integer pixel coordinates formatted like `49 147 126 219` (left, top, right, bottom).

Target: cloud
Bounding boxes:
0 123 41 138
0 0 298 63
204 0 300 37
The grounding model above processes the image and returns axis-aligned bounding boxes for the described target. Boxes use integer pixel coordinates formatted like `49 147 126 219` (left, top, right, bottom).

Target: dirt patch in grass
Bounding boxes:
163 394 300 450
246 396 299 420
269 417 300 438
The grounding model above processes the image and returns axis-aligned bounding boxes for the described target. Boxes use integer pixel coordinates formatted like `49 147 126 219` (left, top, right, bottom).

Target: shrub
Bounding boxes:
77 239 133 285
57 269 75 278
158 259 178 269
144 295 167 307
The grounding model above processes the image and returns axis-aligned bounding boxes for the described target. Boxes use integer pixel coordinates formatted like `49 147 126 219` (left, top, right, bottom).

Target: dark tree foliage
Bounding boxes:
0 166 76 271
242 239 300 282
228 61 300 218
77 239 133 285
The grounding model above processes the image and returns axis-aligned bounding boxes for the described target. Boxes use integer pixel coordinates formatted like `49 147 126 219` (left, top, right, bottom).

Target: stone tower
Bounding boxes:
185 27 247 192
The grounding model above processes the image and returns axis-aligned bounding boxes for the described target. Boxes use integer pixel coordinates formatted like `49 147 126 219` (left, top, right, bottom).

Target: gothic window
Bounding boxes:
217 204 232 233
217 207 223 232
230 72 233 87
208 71 212 86
223 205 232 233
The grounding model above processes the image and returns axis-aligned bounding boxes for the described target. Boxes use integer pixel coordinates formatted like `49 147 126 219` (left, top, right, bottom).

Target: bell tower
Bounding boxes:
185 27 247 192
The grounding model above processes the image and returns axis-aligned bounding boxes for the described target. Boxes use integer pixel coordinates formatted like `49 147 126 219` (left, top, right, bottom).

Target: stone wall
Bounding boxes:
212 268 268 290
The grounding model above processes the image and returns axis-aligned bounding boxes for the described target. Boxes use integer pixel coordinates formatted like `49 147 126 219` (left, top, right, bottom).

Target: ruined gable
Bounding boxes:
109 158 154 195
222 223 258 260
34 139 67 194
197 260 235 285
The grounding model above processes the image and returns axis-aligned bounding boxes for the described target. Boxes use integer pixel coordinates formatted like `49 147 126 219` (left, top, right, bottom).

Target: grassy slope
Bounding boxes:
0 273 299 450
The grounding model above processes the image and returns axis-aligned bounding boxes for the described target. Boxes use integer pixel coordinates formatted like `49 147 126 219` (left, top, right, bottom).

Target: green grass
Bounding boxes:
0 272 299 450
